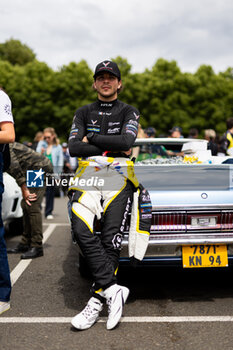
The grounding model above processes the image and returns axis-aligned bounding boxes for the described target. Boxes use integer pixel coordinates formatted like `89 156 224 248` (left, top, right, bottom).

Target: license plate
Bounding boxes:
182 245 228 268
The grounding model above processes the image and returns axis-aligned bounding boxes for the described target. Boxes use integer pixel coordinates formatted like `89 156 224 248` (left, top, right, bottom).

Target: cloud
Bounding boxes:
1 0 233 73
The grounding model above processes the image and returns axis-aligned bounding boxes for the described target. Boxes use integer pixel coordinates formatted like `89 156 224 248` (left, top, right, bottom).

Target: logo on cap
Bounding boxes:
102 61 110 68
94 60 121 80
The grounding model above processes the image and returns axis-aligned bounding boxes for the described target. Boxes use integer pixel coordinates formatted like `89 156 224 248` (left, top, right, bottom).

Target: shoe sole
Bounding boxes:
107 286 129 330
71 316 99 330
21 252 44 259
7 247 29 254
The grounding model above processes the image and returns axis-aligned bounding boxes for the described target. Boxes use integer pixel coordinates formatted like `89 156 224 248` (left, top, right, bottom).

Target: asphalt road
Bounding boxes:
2 196 233 350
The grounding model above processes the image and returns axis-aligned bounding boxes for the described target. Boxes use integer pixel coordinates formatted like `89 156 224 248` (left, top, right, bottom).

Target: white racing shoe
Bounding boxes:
104 284 129 330
71 297 103 330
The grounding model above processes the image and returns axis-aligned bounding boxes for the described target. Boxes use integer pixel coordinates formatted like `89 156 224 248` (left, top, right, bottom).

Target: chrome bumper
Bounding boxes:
120 232 233 259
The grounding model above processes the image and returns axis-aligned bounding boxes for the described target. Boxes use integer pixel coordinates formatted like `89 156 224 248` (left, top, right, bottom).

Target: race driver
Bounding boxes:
68 60 140 330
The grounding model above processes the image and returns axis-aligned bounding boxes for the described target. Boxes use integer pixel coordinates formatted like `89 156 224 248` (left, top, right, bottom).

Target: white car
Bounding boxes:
2 172 23 233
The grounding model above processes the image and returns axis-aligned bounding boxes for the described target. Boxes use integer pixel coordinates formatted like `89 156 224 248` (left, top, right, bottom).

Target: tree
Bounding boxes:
12 61 55 140
52 60 96 139
0 39 36 66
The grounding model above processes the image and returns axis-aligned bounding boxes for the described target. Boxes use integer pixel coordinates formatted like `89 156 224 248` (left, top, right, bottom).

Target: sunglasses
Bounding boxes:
44 136 51 139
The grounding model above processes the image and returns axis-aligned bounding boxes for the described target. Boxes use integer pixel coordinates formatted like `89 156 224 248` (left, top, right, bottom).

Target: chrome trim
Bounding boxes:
134 138 208 146
122 233 233 246
152 204 233 210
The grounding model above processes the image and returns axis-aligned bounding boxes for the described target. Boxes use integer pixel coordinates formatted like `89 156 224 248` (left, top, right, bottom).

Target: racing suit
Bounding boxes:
68 99 140 298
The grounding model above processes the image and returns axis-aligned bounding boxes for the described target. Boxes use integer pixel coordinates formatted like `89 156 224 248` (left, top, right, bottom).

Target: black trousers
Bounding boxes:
21 186 45 247
45 185 55 217
71 180 133 292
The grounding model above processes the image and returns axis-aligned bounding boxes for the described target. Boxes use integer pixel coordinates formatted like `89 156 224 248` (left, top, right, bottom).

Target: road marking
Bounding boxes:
10 224 57 286
2 316 233 323
42 223 57 243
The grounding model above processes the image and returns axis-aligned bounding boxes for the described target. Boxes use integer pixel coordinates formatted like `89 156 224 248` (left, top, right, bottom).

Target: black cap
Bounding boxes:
93 60 121 80
169 126 182 133
144 127 156 137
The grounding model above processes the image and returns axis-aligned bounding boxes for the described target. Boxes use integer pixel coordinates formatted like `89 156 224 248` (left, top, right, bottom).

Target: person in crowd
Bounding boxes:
188 128 199 139
169 126 183 138
218 118 233 156
36 127 63 219
32 131 44 151
62 142 77 173
68 60 140 331
131 124 146 159
7 142 53 259
0 88 15 315
61 142 77 195
204 129 218 156
144 126 168 157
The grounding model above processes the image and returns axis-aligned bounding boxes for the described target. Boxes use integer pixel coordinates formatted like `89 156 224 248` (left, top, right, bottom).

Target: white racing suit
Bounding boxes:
68 156 151 299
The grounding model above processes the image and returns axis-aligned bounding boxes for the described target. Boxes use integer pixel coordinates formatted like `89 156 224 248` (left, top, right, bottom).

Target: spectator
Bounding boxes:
204 129 218 156
144 126 156 138
0 88 15 315
218 118 233 156
7 142 53 259
188 128 199 139
62 142 77 172
169 126 183 138
131 124 146 160
61 142 77 195
36 127 63 219
144 126 168 157
32 131 44 151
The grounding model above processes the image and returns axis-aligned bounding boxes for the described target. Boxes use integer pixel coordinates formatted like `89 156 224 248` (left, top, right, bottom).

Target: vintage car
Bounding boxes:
78 138 233 275
119 138 233 269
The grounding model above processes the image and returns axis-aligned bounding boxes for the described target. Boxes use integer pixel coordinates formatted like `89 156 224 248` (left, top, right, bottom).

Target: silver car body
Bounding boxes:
120 138 233 267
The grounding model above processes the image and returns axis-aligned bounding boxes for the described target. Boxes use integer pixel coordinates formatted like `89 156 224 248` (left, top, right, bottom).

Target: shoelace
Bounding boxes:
106 297 112 313
82 303 99 318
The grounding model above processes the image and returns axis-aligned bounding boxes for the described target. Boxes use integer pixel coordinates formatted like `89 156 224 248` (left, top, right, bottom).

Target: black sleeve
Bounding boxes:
89 106 140 151
218 134 229 155
68 107 103 157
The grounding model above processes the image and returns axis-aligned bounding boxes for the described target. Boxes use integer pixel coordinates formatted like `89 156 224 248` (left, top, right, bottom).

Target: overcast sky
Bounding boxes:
1 0 233 74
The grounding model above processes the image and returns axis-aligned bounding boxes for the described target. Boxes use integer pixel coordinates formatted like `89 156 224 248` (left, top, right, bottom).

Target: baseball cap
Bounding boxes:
144 127 156 137
169 126 182 133
62 142 68 148
93 60 121 80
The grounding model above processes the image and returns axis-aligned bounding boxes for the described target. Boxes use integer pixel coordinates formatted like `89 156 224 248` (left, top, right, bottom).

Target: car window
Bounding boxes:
134 165 232 191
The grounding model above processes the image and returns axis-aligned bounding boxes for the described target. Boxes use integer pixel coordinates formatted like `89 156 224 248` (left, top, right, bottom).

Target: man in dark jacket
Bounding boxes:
7 142 53 259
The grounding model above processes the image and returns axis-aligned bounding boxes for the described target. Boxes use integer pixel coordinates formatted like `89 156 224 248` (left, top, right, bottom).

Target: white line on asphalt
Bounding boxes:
10 224 57 286
2 316 233 323
42 223 57 244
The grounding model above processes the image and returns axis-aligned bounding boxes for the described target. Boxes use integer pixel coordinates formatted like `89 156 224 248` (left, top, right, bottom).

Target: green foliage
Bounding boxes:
1 38 233 142
0 39 36 66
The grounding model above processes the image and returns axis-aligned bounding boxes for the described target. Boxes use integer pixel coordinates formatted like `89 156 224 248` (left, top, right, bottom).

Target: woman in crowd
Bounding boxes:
36 127 63 219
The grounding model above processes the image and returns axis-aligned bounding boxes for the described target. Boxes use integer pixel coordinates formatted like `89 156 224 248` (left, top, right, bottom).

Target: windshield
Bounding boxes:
134 164 233 191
